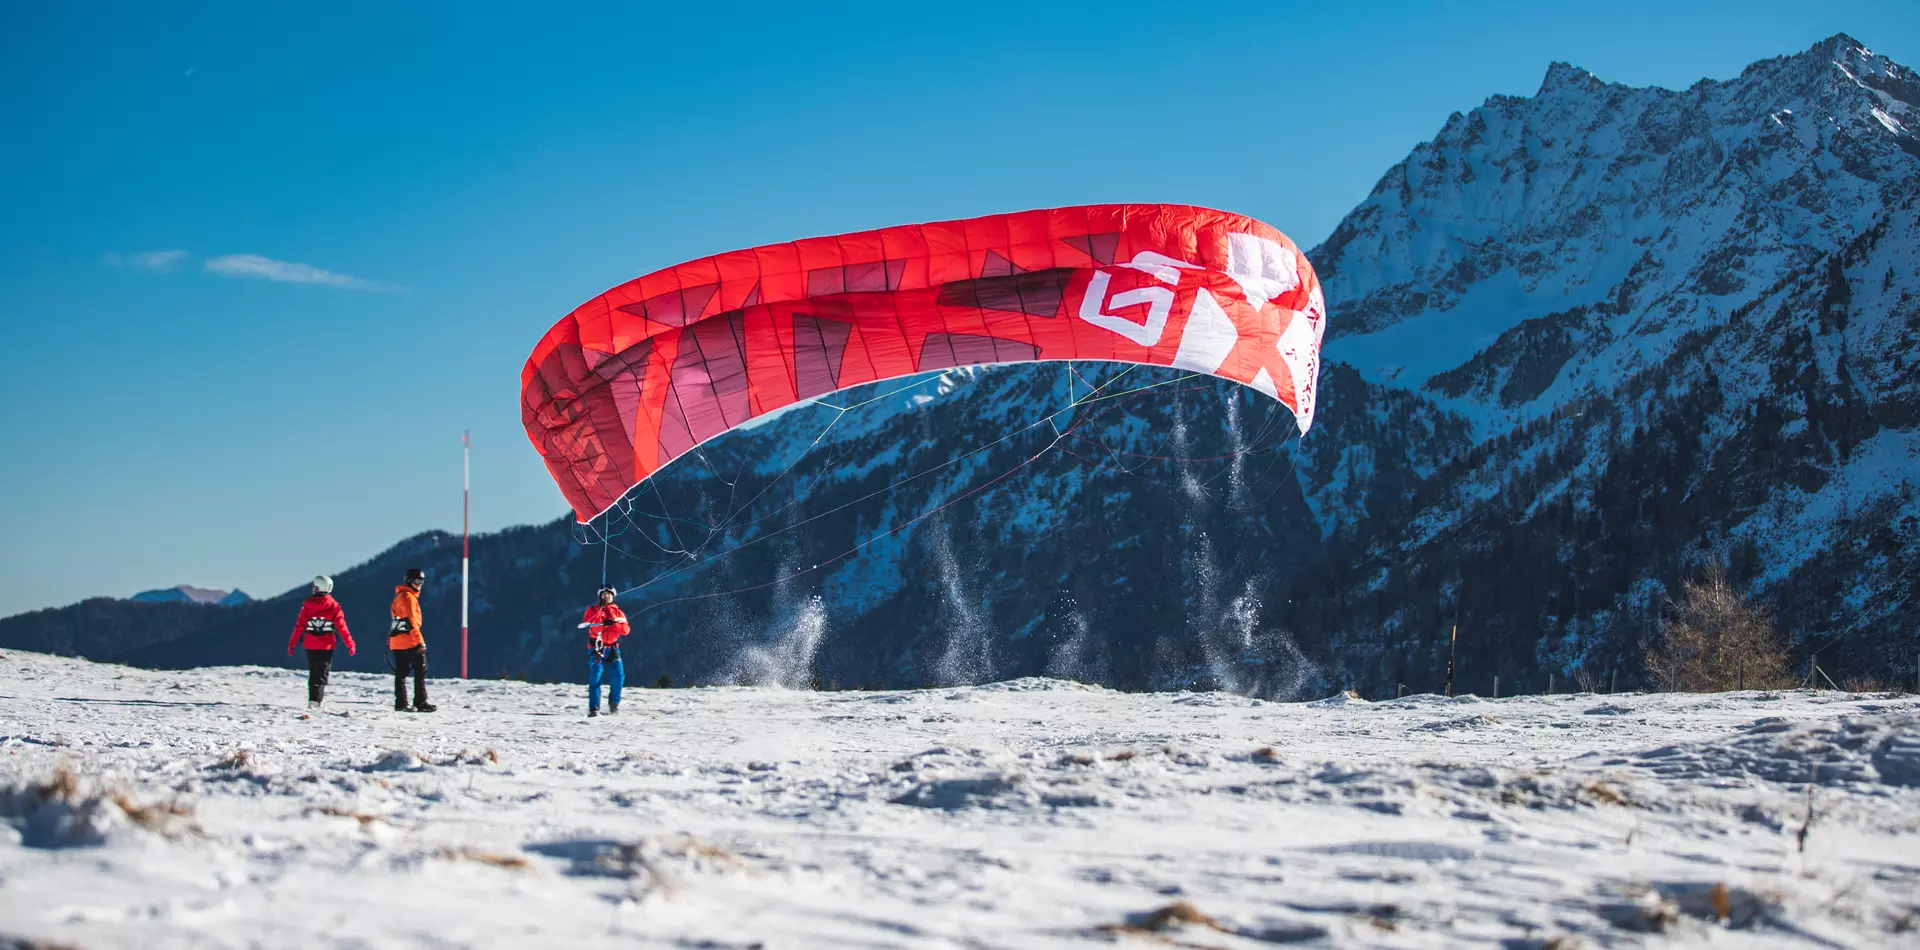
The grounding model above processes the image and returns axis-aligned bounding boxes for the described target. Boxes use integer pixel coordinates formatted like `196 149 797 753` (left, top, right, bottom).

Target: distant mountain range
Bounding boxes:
130 586 252 607
3 34 1914 694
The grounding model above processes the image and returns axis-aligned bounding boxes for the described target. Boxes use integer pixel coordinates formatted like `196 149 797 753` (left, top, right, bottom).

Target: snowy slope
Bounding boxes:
2 651 1917 948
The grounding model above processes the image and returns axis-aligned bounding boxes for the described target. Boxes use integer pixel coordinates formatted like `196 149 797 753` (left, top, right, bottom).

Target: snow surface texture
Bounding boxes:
2 652 1916 948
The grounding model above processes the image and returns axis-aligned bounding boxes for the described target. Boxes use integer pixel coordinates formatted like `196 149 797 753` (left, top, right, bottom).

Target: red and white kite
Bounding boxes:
522 203 1326 522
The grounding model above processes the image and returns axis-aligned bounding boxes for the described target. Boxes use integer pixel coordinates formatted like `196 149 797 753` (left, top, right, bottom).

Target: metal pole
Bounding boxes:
1493 674 1499 699
462 430 470 680
1609 668 1617 694
1548 673 1555 695
1737 657 1744 692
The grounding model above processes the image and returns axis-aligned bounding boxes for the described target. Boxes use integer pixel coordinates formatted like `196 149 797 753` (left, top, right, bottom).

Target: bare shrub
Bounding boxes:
1841 675 1889 694
1573 668 1602 693
1642 563 1794 692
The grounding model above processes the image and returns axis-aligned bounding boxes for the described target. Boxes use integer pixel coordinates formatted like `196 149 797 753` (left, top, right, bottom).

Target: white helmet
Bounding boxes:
312 575 335 594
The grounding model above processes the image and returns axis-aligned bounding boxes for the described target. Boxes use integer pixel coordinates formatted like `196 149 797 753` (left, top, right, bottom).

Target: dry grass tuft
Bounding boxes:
1250 747 1281 764
1059 752 1097 767
1107 749 1137 762
1097 901 1228 938
1583 781 1629 807
308 806 387 827
671 835 737 864
38 768 80 802
212 749 253 770
110 792 192 829
1643 562 1794 692
437 847 530 870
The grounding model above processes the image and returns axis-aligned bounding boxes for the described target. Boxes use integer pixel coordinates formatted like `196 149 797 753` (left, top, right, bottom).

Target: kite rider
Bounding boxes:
582 587 629 718
389 567 437 713
288 575 355 709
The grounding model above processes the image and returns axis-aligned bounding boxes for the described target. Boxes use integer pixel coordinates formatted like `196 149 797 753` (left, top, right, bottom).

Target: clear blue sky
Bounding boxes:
2 1 1914 617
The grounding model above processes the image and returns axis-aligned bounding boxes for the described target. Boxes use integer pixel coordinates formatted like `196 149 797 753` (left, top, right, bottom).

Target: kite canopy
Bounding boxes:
522 203 1326 522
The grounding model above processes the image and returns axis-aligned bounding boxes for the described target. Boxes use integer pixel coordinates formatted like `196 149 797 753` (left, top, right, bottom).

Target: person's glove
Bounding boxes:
287 646 294 657
348 646 357 657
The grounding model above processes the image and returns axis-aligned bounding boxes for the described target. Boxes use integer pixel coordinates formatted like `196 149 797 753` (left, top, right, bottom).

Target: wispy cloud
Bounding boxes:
204 254 400 292
103 249 189 272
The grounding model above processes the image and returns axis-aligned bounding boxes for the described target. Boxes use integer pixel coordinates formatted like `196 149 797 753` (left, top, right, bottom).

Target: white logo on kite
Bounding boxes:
1076 251 1201 347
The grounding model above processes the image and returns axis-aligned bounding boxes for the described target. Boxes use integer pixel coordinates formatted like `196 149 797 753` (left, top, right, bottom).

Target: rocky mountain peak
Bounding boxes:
1537 61 1604 96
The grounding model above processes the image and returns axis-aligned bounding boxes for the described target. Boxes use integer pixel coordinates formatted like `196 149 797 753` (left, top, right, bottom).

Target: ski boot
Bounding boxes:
588 707 599 718
413 703 438 713
608 704 619 715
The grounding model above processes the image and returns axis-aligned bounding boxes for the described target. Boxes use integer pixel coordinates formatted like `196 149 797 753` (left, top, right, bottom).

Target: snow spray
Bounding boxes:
931 520 992 686
726 595 829 689
1045 602 1099 682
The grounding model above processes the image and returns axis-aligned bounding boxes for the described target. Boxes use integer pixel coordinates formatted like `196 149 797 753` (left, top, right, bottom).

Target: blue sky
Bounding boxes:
1 1 1914 617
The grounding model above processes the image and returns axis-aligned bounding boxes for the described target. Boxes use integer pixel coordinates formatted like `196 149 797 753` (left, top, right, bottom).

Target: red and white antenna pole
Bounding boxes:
461 430 470 679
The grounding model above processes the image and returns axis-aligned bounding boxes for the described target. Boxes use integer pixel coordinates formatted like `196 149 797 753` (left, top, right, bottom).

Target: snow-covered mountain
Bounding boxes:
1302 33 1920 687
4 34 1913 693
129 586 251 607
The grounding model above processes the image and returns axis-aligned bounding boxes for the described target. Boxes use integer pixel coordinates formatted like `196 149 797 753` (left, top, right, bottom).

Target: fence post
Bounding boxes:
1548 673 1555 695
1737 657 1744 692
1446 624 1457 698
1609 668 1617 695
1493 675 1500 699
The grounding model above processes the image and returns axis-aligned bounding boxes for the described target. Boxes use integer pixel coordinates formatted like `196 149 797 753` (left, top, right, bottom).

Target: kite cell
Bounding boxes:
522 204 1326 522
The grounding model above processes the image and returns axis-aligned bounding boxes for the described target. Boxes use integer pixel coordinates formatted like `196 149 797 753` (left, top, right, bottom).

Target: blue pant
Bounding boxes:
589 648 624 709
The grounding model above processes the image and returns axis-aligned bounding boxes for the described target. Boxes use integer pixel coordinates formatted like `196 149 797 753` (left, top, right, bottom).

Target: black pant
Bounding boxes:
392 646 428 708
306 648 333 703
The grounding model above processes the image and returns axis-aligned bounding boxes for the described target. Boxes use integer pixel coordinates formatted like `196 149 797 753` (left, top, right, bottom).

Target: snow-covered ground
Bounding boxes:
1 651 1915 948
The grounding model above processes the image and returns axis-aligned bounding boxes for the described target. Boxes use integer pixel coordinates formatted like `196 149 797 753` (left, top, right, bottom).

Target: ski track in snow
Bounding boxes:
1 652 1916 948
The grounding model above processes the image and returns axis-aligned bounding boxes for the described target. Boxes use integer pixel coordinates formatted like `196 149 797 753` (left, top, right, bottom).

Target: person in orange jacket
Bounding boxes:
288 575 355 709
581 586 629 717
389 567 436 713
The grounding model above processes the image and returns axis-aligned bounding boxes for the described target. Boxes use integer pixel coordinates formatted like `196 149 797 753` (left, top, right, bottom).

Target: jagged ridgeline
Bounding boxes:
4 34 1915 692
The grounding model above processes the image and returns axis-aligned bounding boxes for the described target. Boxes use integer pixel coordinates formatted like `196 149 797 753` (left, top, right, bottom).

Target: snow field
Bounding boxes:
1 651 1916 948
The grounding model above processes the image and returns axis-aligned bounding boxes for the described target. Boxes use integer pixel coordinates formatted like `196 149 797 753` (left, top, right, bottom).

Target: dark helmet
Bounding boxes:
405 567 426 583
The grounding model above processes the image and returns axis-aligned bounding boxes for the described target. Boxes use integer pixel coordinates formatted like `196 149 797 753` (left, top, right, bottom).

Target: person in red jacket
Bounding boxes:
288 575 355 708
581 586 628 717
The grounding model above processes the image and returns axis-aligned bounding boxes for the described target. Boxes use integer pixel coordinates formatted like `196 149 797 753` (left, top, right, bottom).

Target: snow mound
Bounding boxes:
1415 714 1503 732
1305 689 1370 707
0 769 191 848
891 772 1032 810
971 676 1110 693
1615 711 1920 786
363 749 427 772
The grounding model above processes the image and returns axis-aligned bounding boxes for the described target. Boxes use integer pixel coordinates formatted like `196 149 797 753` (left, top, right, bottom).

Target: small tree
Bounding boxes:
1643 563 1794 692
